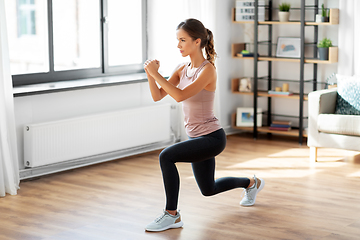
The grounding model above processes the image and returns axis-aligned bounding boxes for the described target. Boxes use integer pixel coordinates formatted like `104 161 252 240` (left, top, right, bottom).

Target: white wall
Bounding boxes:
215 0 247 131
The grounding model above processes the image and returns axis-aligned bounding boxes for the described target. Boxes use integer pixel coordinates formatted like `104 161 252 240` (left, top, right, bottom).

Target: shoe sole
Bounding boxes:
145 221 184 232
240 178 265 207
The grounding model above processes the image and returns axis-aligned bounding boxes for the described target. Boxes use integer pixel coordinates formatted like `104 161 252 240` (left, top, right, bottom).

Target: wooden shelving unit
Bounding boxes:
231 78 309 100
231 113 307 137
231 1 338 143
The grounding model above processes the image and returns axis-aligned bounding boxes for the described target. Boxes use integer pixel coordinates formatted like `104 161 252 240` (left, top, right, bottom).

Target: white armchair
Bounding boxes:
307 88 360 161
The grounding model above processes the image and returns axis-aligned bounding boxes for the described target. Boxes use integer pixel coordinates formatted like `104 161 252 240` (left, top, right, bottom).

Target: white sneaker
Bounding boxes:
145 210 183 232
240 175 264 206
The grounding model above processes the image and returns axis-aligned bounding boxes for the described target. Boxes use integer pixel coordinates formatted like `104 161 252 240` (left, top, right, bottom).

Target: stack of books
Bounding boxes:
237 52 260 58
268 90 293 96
269 121 291 131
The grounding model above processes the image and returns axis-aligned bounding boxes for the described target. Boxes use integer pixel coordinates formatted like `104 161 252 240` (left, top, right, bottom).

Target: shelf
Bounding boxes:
231 113 307 137
235 56 337 64
231 4 332 143
232 8 339 25
258 77 314 83
232 44 338 64
231 78 308 100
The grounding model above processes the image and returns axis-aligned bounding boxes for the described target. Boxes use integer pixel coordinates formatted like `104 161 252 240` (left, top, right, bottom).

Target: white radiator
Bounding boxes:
24 104 171 168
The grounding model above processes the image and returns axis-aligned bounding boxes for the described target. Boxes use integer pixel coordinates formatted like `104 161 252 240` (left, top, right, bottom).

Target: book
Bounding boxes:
237 53 260 57
270 124 291 128
269 126 291 131
268 90 293 96
272 120 292 125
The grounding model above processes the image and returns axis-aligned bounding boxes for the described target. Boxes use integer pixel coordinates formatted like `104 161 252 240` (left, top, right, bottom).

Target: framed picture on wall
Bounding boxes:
236 107 262 127
276 37 301 58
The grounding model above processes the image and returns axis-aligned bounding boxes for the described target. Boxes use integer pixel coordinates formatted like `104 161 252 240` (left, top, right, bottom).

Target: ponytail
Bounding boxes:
205 28 217 67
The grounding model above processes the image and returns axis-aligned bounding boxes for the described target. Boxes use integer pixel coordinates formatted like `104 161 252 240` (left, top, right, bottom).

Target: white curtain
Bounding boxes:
0 0 20 197
338 0 360 76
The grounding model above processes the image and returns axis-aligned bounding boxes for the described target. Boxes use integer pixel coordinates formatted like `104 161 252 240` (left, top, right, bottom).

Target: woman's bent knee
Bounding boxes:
200 189 215 197
159 147 175 165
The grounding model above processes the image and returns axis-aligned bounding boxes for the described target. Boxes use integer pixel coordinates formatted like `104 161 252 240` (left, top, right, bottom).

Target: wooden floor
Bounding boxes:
1 134 360 240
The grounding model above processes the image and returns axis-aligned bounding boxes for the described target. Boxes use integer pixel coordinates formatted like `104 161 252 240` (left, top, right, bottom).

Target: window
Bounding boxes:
52 0 101 71
17 0 36 37
108 0 143 66
6 0 147 86
7 0 48 75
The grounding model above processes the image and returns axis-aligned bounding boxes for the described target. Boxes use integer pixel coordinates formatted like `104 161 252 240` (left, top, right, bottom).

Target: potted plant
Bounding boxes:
321 4 329 22
317 38 332 60
279 3 291 22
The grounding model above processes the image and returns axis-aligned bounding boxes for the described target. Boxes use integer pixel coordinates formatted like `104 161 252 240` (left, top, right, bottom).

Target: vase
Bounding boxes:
278 11 290 22
321 16 329 22
316 14 322 23
318 47 329 60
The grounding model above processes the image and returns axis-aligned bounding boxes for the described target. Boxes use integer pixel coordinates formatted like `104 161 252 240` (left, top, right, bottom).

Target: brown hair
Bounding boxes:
177 18 217 67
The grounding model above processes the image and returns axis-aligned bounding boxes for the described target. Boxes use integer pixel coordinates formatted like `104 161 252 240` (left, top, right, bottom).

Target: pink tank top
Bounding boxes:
178 60 222 138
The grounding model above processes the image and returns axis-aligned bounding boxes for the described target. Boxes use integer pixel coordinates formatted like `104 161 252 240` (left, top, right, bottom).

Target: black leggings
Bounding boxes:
159 128 250 210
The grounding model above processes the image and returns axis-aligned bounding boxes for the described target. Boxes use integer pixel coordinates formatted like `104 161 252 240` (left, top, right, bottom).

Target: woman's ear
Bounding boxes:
195 38 201 46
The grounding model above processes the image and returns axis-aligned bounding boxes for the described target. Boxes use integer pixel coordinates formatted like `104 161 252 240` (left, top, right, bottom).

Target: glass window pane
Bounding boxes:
108 0 143 66
5 0 49 75
53 0 101 71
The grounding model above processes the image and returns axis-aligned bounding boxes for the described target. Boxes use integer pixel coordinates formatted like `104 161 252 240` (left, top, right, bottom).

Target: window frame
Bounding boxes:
12 0 148 87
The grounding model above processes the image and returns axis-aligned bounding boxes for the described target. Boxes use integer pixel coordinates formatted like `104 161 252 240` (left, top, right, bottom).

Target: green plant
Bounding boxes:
318 38 332 48
279 3 290 12
321 4 329 17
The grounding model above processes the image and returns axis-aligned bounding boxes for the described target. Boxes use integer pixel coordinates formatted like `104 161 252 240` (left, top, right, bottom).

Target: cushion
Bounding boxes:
317 114 360 136
334 74 360 115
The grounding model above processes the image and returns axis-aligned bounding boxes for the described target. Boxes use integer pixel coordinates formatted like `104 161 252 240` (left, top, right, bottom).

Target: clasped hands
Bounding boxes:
144 59 160 77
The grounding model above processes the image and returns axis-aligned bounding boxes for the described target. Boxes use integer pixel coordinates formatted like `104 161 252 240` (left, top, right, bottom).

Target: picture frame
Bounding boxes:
239 77 252 92
276 37 301 58
236 107 262 127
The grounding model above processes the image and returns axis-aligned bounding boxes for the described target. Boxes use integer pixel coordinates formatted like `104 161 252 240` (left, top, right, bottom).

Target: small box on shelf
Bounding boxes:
231 43 246 58
231 43 258 58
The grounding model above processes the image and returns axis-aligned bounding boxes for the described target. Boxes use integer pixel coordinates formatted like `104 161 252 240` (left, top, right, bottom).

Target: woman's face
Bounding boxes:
176 28 200 57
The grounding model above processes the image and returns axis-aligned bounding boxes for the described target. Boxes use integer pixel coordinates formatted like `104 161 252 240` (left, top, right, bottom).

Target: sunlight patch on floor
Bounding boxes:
213 168 323 179
267 148 310 158
347 171 360 178
226 156 347 170
185 168 323 180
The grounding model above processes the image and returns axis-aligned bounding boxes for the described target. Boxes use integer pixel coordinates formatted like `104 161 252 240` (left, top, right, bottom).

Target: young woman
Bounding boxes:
143 18 264 232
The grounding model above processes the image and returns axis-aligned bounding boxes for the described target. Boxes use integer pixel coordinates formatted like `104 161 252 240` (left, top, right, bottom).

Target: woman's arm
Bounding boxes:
145 60 216 103
145 62 183 102
145 69 165 102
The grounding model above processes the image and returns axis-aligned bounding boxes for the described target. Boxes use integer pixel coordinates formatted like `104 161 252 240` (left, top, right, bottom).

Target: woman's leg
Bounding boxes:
159 129 249 210
191 158 250 197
